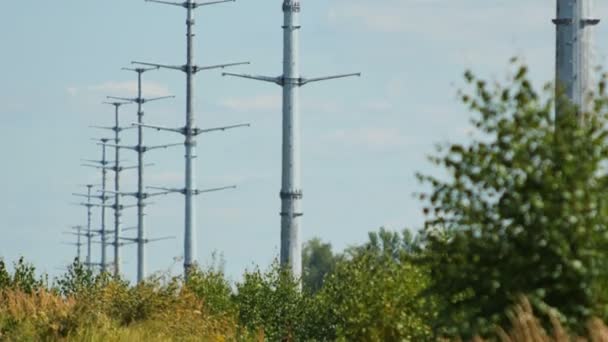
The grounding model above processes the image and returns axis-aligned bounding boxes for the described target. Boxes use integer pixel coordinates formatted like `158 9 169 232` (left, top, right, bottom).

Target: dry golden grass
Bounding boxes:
469 297 608 342
0 286 241 341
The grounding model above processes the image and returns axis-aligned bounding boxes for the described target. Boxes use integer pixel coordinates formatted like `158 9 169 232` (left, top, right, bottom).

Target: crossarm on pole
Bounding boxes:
145 0 235 9
194 123 250 135
122 66 159 73
300 73 361 86
194 0 235 8
132 61 183 71
145 0 185 7
147 186 184 194
194 62 250 73
103 143 138 151
108 95 175 104
98 189 138 197
132 123 183 134
146 143 183 151
193 185 237 195
222 72 280 84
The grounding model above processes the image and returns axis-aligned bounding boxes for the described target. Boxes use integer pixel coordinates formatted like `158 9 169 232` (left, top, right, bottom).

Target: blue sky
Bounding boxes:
1 0 608 282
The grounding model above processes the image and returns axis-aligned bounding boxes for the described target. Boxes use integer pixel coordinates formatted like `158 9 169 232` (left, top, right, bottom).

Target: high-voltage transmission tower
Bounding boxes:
63 225 85 262
132 0 250 277
105 66 180 282
72 184 96 270
223 0 360 280
82 138 113 272
554 0 600 118
95 102 138 276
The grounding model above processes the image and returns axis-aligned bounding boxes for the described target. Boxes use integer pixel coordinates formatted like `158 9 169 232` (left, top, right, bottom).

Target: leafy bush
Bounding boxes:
314 229 436 341
418 63 608 337
233 263 308 341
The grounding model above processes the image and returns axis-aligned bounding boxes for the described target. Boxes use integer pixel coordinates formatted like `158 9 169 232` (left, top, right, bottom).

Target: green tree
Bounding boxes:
55 259 95 296
302 238 337 293
310 229 436 341
418 64 608 337
233 263 309 341
186 266 234 316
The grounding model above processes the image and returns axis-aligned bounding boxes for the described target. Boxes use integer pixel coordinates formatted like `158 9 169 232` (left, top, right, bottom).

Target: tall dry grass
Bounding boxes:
469 297 608 342
0 285 243 341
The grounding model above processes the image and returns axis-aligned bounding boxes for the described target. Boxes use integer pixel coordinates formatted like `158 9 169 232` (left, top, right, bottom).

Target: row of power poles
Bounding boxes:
66 0 362 284
66 0 597 284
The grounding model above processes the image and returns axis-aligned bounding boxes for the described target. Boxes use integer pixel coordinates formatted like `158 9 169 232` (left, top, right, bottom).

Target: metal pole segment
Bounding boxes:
86 185 93 270
103 102 131 277
71 226 84 261
223 0 360 284
116 67 175 282
136 69 147 282
554 0 599 117
141 0 247 278
101 140 108 271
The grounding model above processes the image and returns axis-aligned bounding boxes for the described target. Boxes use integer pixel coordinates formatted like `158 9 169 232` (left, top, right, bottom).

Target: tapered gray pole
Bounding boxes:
100 139 109 271
86 185 93 269
280 0 303 280
554 0 599 117
223 0 359 283
136 70 147 282
136 0 248 279
107 76 176 283
77 227 82 261
114 105 122 276
105 102 130 277
74 226 83 261
184 1 197 275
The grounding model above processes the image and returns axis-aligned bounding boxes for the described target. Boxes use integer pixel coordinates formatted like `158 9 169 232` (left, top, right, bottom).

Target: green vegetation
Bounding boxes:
418 63 608 338
5 63 608 340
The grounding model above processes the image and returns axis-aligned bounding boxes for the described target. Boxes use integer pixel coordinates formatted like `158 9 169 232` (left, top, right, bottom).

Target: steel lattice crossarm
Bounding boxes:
222 0 361 283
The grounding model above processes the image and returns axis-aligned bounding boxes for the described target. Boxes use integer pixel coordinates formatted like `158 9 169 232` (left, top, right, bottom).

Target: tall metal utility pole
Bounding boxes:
133 0 250 277
72 185 96 270
82 138 114 272
101 101 136 276
105 67 180 283
223 0 360 280
64 225 85 261
554 0 599 117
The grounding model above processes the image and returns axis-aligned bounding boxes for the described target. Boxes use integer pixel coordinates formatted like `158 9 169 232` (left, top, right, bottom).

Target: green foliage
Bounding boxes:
55 259 96 296
314 229 435 341
302 238 338 294
0 258 46 294
418 63 608 337
186 266 234 316
233 263 308 341
0 260 10 289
